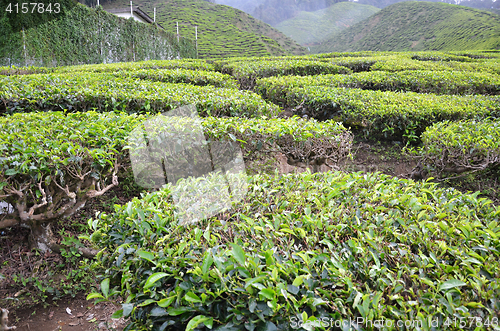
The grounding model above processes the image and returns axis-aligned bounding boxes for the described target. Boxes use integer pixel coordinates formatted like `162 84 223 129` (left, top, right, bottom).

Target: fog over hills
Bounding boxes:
216 0 499 26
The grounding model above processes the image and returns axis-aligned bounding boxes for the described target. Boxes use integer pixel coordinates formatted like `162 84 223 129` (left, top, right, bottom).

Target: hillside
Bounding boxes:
102 0 307 58
315 1 500 53
275 2 380 48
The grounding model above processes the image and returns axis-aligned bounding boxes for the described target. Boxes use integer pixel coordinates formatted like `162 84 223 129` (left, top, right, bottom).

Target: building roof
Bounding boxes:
105 6 165 29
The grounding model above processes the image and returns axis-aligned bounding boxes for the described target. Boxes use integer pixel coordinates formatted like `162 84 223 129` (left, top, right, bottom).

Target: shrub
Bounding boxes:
0 111 146 250
256 78 500 141
371 57 500 75
256 70 500 95
417 119 500 177
112 69 239 89
0 66 54 76
201 116 353 165
0 110 350 251
125 113 353 190
54 59 215 74
88 170 500 330
319 56 390 72
221 59 352 89
0 73 280 117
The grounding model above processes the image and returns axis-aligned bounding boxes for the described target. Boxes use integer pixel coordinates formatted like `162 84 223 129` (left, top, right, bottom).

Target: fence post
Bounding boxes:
22 27 28 66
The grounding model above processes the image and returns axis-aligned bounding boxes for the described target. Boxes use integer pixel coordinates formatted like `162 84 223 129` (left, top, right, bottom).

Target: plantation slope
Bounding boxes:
315 1 500 53
102 0 307 58
275 2 380 48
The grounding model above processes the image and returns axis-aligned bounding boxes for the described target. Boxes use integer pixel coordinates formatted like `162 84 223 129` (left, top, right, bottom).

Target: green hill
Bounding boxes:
315 1 500 53
102 0 307 58
275 2 380 48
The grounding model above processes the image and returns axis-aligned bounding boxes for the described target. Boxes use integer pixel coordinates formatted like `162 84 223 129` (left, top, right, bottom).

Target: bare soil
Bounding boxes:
8 294 126 331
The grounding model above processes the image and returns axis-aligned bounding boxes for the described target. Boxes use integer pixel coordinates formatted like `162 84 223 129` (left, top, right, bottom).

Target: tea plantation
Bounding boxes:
0 50 499 330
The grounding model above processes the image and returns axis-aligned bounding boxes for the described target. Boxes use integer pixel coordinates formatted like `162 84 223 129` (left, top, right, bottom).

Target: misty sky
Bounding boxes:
215 0 266 13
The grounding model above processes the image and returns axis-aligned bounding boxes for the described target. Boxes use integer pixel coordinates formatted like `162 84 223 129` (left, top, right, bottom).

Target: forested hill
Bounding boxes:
101 0 307 58
315 1 500 53
275 2 380 48
216 0 343 25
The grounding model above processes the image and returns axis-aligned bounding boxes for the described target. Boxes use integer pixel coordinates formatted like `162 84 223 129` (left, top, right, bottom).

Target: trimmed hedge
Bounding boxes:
221 59 352 89
201 116 352 164
88 170 500 330
54 59 215 74
112 69 239 89
318 56 392 72
0 73 280 118
255 78 500 140
418 119 500 176
409 52 475 62
127 114 353 189
0 111 145 230
0 110 353 228
371 57 500 75
0 111 351 183
256 70 500 95
0 66 54 76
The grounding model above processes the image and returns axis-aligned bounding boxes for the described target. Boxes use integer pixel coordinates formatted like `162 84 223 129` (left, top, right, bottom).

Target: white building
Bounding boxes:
105 6 164 29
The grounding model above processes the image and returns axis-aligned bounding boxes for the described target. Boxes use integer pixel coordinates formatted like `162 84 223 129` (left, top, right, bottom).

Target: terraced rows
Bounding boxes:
1 50 500 330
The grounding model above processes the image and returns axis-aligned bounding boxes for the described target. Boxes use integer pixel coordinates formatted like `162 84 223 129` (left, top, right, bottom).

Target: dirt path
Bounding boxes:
8 293 127 331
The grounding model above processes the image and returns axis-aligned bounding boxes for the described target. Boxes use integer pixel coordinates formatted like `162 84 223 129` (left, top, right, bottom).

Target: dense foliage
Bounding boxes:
256 70 500 95
0 3 196 67
88 170 500 330
221 59 352 89
111 69 239 89
316 2 500 53
100 0 306 58
418 119 500 177
0 73 280 117
201 116 353 164
0 111 144 251
256 77 500 140
54 59 216 74
2 50 500 329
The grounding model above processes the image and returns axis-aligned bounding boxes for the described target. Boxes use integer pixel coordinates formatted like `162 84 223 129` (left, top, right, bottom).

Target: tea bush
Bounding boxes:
0 110 353 248
0 111 145 248
256 70 500 95
54 59 215 74
112 69 239 89
201 116 352 164
88 170 500 330
319 56 386 72
0 73 279 117
256 78 500 141
0 66 55 76
371 57 500 75
418 119 500 177
221 59 352 89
